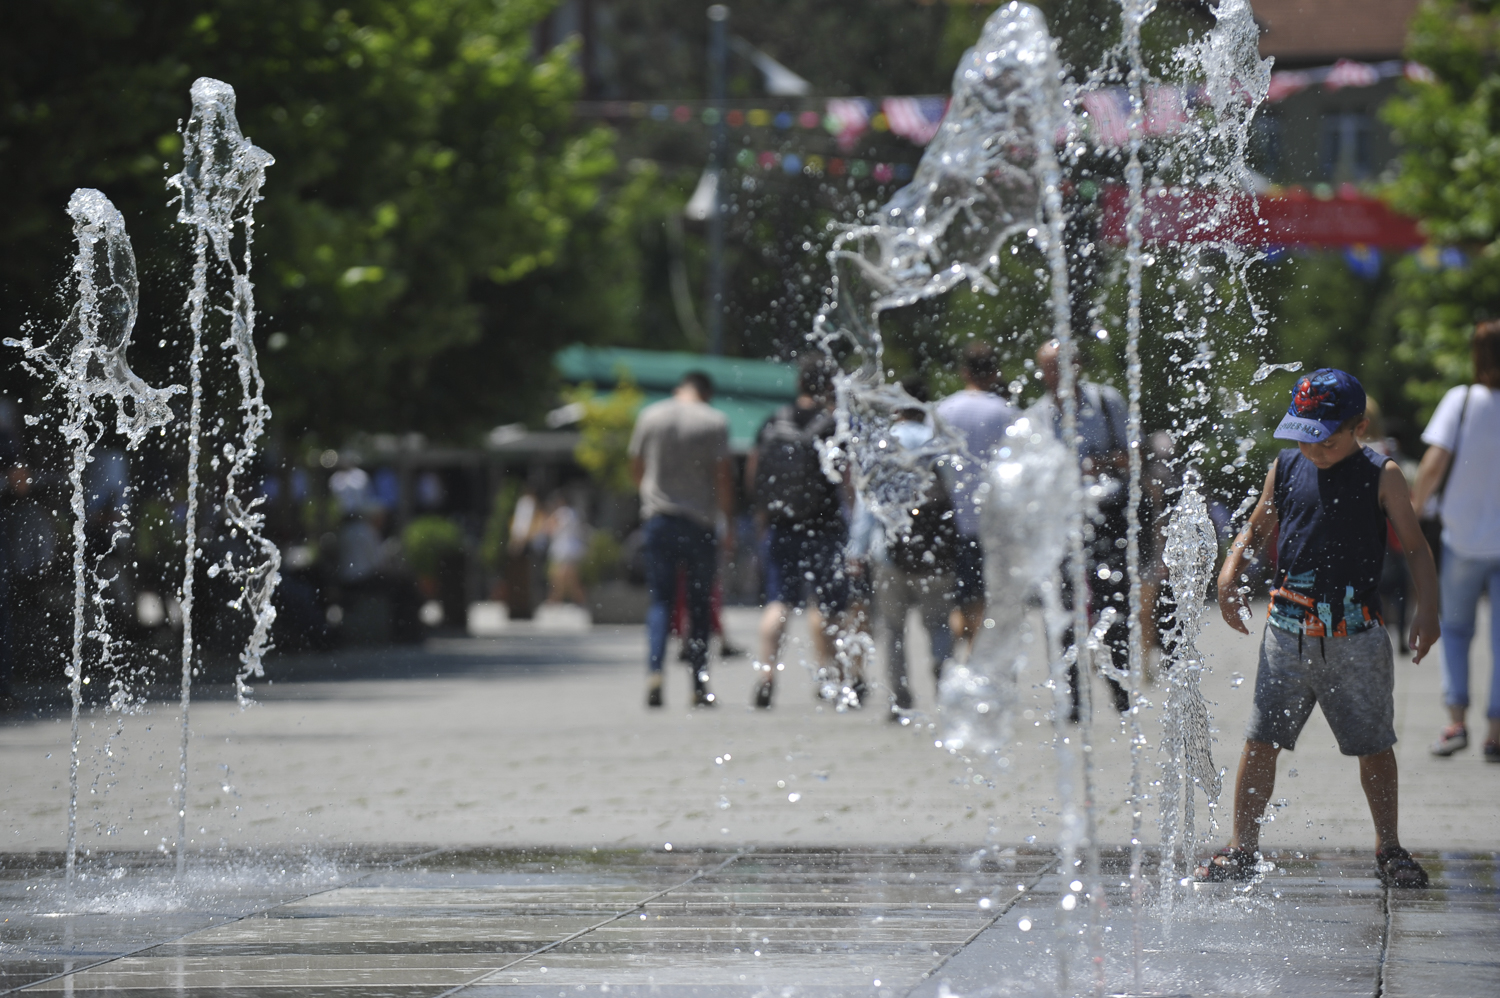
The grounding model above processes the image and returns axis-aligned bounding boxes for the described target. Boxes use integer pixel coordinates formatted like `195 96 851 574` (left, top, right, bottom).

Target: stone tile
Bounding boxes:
1382 852 1499 998
912 862 1392 998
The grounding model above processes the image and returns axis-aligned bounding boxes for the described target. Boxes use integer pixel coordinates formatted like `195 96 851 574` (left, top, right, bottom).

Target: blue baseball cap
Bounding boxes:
1274 368 1367 443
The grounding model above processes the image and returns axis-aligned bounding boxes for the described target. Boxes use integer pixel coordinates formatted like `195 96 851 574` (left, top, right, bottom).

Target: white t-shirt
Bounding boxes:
935 390 1018 537
1422 383 1500 558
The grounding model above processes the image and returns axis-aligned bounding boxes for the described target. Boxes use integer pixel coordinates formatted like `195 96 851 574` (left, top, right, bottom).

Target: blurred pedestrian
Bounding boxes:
935 342 1017 663
1029 339 1131 719
1140 430 1178 658
543 491 588 606
1411 320 1500 761
875 376 956 715
748 356 850 708
629 371 734 708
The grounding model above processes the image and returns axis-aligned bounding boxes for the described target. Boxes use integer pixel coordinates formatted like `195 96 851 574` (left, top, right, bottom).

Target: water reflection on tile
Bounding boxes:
5 848 1494 996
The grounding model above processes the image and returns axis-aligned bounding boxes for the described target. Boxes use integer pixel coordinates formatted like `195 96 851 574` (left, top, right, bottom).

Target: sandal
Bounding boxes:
1194 845 1258 883
1376 846 1429 888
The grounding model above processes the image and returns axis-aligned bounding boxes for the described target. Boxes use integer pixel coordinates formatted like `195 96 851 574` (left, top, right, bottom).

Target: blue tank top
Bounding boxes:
1268 445 1389 636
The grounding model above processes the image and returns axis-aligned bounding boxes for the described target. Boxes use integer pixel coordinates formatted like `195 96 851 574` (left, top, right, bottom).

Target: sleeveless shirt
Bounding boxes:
1268 445 1390 636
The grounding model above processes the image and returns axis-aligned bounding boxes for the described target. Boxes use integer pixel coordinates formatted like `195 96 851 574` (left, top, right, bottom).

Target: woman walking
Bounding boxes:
1412 321 1500 761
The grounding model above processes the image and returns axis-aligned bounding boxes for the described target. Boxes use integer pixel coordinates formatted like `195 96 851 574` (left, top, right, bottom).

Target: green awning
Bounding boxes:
555 346 797 452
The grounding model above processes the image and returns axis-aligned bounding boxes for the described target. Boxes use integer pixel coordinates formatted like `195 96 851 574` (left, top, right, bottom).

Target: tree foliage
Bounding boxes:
1 0 664 444
1382 0 1500 415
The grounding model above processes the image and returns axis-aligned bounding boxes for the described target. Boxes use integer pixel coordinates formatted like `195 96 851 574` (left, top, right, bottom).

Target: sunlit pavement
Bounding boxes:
0 601 1495 995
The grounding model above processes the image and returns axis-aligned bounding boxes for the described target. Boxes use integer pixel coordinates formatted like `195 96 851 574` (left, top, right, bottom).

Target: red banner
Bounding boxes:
1099 184 1424 248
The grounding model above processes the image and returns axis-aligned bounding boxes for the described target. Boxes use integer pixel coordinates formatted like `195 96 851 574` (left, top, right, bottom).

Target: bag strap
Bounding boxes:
1435 385 1471 500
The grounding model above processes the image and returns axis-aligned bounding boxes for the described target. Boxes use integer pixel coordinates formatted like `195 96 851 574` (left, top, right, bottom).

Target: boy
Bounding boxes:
1201 369 1440 887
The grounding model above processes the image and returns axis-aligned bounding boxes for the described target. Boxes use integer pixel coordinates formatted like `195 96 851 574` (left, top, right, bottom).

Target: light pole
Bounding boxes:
706 4 728 355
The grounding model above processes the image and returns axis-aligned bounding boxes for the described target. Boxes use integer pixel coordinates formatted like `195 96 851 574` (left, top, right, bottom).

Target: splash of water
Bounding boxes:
5 190 183 886
1157 474 1222 910
941 417 1075 758
815 2 1059 374
812 2 1067 535
167 77 276 876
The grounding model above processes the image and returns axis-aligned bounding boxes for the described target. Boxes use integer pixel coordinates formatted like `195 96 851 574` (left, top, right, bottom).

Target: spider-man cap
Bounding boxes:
1274 368 1367 443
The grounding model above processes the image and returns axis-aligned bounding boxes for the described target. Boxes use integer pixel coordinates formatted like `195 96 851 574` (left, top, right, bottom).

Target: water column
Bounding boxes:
1117 0 1155 988
167 77 275 875
5 190 181 884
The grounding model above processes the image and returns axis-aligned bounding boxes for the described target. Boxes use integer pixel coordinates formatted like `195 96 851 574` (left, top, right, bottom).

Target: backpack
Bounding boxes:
754 405 840 524
885 459 960 574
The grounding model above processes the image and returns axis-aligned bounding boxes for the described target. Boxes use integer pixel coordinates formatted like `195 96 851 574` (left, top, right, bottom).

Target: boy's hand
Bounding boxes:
1217 566 1253 634
1408 606 1440 663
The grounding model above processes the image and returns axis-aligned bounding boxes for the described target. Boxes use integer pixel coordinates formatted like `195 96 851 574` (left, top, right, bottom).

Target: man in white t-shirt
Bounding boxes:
935 342 1018 663
1411 320 1500 762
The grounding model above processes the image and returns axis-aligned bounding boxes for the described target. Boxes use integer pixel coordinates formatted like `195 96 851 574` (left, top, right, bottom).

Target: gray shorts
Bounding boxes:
1246 623 1396 757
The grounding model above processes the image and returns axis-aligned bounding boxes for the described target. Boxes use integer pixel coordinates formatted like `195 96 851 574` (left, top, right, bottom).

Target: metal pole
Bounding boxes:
706 4 729 355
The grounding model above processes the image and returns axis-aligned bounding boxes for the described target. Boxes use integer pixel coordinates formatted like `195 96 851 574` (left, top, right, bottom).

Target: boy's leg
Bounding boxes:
1358 748 1400 852
1231 739 1281 854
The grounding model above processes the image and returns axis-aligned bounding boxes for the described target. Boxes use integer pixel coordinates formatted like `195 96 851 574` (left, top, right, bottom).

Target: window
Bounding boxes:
1321 112 1373 181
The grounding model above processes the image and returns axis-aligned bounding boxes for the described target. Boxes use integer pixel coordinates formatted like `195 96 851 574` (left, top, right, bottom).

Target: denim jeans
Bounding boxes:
644 514 716 675
1439 544 1500 719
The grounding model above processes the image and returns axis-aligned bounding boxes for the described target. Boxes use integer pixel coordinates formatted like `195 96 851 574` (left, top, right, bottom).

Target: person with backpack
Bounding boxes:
1030 339 1131 719
747 357 850 709
875 377 958 716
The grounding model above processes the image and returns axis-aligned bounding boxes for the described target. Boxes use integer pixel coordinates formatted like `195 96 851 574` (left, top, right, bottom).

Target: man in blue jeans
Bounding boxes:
629 371 735 708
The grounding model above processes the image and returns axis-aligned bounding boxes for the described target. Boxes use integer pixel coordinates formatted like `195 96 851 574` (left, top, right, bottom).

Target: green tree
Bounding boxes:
0 0 661 443
1382 0 1500 417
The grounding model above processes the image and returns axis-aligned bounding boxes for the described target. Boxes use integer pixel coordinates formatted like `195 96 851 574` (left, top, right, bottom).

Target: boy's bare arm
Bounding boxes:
1217 462 1279 634
1380 462 1441 661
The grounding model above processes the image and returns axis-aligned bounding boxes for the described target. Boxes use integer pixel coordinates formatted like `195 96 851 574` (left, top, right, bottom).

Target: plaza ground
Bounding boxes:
0 601 1495 994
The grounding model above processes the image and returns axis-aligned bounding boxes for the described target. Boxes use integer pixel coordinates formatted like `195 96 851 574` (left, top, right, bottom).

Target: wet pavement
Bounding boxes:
0 847 1495 996
2 603 1496 993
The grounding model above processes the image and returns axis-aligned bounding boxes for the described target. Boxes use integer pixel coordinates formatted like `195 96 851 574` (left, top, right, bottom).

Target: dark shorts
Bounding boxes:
952 535 984 608
764 519 849 615
1246 623 1396 757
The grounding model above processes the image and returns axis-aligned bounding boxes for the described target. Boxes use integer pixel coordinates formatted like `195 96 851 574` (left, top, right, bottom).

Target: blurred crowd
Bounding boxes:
626 330 1499 741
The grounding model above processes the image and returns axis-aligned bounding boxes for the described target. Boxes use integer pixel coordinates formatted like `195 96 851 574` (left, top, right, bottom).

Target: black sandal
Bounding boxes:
1376 846 1429 888
1194 846 1258 883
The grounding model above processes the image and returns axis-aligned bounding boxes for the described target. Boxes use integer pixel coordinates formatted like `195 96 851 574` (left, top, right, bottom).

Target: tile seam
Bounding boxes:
905 855 1060 995
433 849 749 996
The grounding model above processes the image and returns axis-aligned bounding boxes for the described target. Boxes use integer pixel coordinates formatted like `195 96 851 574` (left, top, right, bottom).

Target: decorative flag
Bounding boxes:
824 98 873 151
1404 62 1436 84
1267 70 1313 102
1324 59 1380 91
1082 89 1131 148
881 97 947 145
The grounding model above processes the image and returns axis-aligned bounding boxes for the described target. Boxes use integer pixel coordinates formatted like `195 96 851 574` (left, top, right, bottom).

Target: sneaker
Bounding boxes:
1484 741 1500 763
647 685 663 708
1430 724 1468 757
